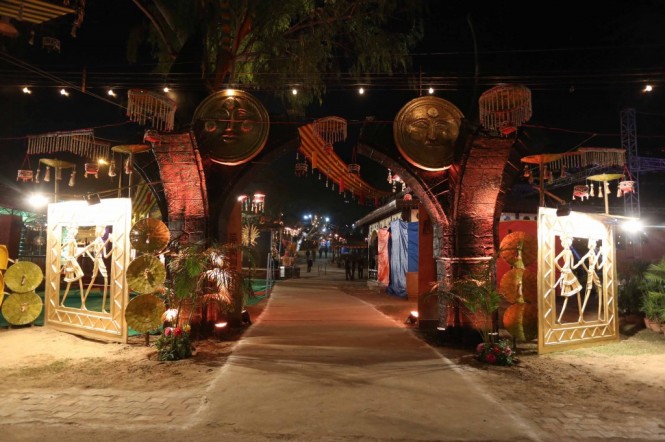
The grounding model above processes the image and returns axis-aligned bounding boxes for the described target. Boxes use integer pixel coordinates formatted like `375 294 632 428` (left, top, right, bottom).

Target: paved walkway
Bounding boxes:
2 264 662 441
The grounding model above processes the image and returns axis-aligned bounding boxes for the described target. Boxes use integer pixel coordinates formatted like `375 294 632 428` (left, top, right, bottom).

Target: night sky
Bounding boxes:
1 1 664 230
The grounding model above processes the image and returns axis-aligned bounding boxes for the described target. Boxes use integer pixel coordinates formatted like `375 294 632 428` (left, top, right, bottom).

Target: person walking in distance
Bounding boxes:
357 258 364 279
345 257 352 280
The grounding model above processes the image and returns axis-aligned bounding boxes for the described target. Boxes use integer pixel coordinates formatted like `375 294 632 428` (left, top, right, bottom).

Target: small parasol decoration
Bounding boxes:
124 293 165 345
126 255 167 294
2 291 43 326
5 261 44 293
130 218 170 254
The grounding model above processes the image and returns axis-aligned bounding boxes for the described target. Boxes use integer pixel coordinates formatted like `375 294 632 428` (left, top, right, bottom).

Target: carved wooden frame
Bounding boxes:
537 207 619 354
44 198 131 343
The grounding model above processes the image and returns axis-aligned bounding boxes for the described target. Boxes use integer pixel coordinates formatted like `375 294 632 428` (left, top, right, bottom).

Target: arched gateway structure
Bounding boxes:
145 91 526 331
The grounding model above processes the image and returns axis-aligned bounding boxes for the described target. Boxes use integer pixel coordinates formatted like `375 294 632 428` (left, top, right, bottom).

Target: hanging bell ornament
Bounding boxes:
108 160 117 177
35 166 40 183
55 167 63 181
590 183 595 197
43 166 51 182
124 157 132 175
522 165 531 179
598 182 603 198
68 170 76 187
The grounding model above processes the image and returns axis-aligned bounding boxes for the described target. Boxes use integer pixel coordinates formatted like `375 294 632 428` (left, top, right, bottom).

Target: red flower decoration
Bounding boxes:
485 353 497 364
164 327 172 337
174 327 182 336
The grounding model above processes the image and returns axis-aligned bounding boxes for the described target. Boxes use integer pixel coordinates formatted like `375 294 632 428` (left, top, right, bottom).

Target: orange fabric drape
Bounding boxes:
378 228 390 285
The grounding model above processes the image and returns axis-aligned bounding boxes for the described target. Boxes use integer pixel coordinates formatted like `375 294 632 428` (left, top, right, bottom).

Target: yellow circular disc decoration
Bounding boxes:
2 291 43 325
130 218 170 254
0 272 4 306
124 293 165 333
498 268 537 304
5 261 44 293
0 244 8 270
499 231 537 268
503 303 538 342
126 255 166 294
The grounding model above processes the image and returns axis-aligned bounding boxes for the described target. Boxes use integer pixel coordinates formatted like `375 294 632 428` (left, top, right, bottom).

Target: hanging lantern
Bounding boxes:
84 163 99 178
108 160 117 177
478 84 532 136
43 166 51 182
522 165 531 180
127 90 177 132
237 194 249 212
598 182 604 198
313 116 347 154
252 192 265 214
573 185 589 201
294 153 308 177
348 163 360 175
68 170 76 187
589 182 595 197
17 169 33 182
618 180 635 196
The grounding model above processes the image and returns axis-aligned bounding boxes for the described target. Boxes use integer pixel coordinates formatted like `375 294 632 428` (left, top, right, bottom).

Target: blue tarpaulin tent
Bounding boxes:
407 221 419 272
387 219 408 298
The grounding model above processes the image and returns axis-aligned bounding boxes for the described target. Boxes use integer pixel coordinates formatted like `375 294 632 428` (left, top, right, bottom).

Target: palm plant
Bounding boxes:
641 256 665 323
166 242 243 334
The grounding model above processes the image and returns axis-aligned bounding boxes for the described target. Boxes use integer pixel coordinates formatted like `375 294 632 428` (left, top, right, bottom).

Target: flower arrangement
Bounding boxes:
155 324 192 361
475 339 515 366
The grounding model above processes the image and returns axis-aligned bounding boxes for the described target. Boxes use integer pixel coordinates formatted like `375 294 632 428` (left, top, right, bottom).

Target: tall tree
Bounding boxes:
130 0 424 109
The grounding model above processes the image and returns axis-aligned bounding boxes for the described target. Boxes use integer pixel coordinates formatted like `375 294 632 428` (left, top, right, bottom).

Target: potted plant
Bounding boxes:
428 258 515 366
641 256 665 333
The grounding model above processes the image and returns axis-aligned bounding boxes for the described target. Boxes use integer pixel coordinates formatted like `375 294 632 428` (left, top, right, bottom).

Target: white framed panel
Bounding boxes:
44 198 131 343
537 207 619 354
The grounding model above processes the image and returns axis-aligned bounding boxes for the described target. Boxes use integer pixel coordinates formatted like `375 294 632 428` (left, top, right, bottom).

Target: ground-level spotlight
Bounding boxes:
242 310 252 325
405 310 418 325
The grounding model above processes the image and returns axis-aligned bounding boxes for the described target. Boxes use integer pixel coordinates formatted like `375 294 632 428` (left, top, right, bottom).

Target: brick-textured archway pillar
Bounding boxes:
152 132 209 244
437 135 516 327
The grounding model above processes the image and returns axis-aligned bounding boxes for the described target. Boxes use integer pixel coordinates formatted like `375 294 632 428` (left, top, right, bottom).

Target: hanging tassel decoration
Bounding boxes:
68 170 76 187
35 165 40 183
598 182 603 198
124 157 132 175
590 182 595 197
43 166 51 182
108 160 117 177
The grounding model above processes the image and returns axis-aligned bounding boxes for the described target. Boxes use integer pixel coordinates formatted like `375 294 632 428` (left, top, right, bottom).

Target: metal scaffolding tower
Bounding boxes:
621 108 640 219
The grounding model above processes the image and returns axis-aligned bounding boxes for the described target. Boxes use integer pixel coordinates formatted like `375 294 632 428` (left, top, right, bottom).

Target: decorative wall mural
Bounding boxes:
192 89 270 166
393 96 463 171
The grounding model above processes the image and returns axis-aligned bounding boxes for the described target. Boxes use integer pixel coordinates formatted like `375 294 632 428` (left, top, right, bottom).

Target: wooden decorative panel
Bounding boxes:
537 208 619 354
44 199 131 343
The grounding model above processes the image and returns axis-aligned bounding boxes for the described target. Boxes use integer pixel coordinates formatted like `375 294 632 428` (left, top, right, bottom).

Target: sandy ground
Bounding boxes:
1 284 664 435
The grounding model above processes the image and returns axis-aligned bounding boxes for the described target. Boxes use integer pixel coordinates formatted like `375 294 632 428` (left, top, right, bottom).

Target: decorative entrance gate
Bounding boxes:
537 207 619 354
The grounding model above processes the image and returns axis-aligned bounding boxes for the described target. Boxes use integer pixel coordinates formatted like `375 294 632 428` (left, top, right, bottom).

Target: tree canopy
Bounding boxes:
130 0 424 110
